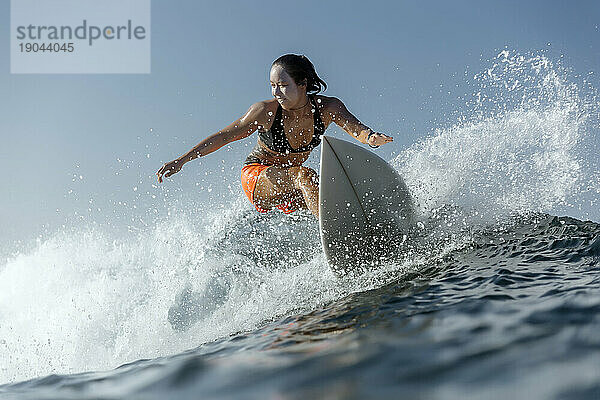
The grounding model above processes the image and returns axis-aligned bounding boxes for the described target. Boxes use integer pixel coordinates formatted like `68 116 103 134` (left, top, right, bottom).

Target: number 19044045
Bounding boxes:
19 42 74 53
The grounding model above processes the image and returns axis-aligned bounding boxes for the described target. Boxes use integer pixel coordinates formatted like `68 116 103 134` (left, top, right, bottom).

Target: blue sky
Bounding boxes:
1 0 599 248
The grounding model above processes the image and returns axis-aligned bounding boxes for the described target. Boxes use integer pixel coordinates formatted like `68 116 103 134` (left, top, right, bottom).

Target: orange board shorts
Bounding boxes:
241 163 297 214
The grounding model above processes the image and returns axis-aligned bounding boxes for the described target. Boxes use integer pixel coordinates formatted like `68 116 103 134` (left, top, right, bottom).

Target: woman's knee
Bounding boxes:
291 166 318 187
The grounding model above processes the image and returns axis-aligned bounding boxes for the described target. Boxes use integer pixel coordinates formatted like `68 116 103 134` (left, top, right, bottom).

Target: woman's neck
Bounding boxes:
282 94 310 112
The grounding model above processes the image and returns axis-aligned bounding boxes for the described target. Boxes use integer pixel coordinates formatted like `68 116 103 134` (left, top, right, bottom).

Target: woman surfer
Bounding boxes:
156 54 393 217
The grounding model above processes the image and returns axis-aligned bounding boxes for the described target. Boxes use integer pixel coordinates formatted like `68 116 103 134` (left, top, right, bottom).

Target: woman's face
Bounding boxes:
270 64 307 110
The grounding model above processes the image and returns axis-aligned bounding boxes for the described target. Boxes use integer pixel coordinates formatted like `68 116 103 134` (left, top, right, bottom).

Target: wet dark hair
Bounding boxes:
272 54 327 94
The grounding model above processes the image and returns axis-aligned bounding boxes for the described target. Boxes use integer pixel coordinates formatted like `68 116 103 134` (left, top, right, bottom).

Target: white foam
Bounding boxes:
0 198 375 383
393 51 597 223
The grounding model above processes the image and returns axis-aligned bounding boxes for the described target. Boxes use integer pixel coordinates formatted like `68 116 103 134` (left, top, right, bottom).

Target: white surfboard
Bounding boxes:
319 136 414 273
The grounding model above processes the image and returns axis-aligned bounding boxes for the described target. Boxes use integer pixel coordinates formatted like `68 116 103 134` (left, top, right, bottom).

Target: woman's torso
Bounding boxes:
244 94 330 167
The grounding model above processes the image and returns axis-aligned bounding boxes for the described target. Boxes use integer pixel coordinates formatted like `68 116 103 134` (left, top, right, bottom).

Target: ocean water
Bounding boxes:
1 52 599 399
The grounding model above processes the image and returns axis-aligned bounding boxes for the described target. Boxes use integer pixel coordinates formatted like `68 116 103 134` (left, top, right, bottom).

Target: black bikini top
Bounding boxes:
258 94 326 154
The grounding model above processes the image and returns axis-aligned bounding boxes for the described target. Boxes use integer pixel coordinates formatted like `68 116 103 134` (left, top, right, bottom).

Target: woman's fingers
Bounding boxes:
372 133 393 146
157 161 180 183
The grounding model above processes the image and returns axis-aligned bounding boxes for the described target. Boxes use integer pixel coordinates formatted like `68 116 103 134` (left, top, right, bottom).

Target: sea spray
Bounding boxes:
394 51 598 223
0 201 345 384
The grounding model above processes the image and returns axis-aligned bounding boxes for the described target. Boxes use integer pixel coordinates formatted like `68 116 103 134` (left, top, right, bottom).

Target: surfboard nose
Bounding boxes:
321 135 332 150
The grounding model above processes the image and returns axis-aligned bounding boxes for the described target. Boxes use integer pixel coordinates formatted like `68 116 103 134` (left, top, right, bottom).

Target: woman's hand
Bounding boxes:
157 159 184 183
368 132 393 147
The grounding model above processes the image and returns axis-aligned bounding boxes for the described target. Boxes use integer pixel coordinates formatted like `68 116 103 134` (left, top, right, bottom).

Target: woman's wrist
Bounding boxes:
180 148 202 163
367 131 380 148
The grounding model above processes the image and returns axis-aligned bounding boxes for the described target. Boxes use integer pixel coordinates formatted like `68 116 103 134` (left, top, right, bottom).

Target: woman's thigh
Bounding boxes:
253 166 307 210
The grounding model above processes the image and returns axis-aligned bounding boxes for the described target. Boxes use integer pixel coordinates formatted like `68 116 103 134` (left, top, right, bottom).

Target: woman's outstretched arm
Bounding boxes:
157 102 266 182
326 97 393 147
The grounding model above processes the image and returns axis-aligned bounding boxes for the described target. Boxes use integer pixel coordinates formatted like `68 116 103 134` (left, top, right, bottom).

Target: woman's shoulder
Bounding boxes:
312 94 343 111
311 95 342 127
245 99 279 130
247 99 278 114
245 99 277 116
